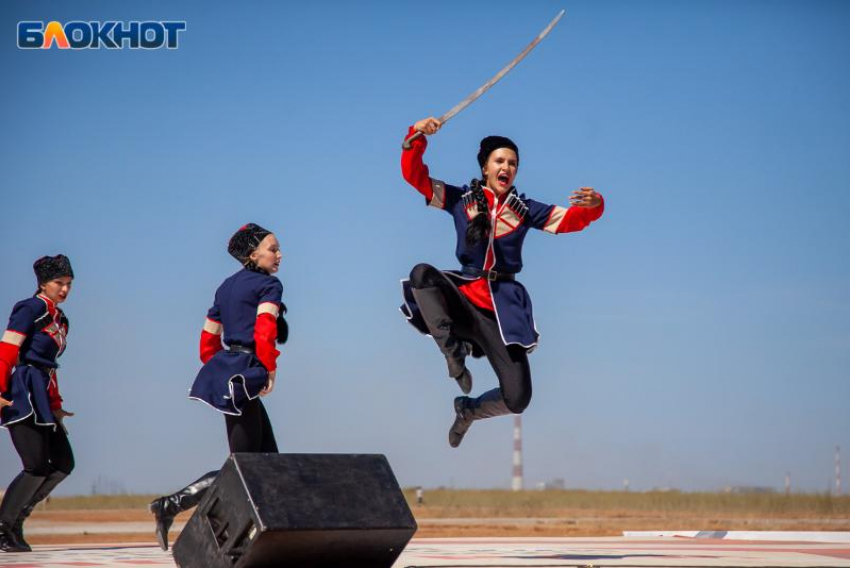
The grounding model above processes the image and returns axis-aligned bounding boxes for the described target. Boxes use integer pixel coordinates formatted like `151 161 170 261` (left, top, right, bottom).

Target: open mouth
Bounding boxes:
497 173 510 186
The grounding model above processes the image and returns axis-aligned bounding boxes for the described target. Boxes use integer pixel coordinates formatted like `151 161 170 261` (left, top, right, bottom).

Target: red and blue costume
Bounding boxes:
400 126 604 349
189 267 282 415
0 295 67 428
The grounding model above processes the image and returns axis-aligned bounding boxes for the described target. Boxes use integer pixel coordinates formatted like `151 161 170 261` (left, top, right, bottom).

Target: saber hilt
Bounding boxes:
402 130 424 150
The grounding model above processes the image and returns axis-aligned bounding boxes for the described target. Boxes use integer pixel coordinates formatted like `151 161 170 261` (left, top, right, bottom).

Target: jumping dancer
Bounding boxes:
149 223 287 550
0 255 76 552
400 117 604 447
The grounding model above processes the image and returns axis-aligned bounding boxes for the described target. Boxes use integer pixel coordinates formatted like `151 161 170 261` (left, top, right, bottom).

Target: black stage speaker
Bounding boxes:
172 453 417 568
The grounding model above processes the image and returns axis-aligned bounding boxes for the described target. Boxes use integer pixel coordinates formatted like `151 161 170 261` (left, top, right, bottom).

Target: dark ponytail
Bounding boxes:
465 178 491 246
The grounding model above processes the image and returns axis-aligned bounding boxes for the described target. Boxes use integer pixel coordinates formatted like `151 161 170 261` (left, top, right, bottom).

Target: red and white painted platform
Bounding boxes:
1 535 849 567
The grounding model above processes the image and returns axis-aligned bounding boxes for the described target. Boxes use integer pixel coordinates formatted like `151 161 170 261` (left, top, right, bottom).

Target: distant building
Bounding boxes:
536 478 566 490
723 486 777 494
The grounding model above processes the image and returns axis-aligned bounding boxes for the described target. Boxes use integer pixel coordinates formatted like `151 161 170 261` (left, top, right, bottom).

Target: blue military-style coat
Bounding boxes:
0 294 68 428
189 268 283 416
402 181 577 351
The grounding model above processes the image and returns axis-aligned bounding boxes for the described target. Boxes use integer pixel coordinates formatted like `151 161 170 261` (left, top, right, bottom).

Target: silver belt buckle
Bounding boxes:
487 270 498 281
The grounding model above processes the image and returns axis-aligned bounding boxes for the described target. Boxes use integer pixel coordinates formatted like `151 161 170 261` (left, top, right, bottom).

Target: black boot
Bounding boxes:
447 342 474 394
411 287 472 393
448 388 511 448
0 521 26 553
448 397 473 448
8 519 29 552
0 472 46 553
12 470 69 552
149 471 218 551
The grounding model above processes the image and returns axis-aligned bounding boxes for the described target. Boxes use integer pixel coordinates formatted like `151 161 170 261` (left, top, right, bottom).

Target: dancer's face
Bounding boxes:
250 234 282 274
482 148 518 196
40 277 73 304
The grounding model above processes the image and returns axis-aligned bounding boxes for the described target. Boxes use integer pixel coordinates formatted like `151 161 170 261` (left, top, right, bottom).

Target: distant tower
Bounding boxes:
836 446 842 496
785 472 791 496
512 415 523 491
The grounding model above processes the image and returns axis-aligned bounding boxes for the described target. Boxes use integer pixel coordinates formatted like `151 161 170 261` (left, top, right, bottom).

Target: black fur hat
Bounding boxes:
228 223 272 264
477 135 519 169
33 255 74 284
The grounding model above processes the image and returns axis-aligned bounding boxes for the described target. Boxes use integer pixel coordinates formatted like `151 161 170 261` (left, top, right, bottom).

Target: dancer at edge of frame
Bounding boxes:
400 117 604 448
149 223 288 551
0 255 76 553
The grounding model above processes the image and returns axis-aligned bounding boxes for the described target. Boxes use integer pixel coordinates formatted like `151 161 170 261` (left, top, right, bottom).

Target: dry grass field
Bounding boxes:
22 489 850 543
401 489 850 537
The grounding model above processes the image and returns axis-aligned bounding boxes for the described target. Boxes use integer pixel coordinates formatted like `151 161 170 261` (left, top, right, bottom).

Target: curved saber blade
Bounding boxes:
403 9 565 149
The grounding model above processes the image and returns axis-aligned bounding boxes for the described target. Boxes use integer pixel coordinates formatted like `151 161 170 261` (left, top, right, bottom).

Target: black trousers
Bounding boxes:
0 416 74 526
225 398 278 453
8 416 75 476
409 263 532 414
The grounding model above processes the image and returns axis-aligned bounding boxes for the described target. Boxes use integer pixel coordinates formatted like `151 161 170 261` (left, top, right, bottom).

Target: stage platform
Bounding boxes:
1 535 849 567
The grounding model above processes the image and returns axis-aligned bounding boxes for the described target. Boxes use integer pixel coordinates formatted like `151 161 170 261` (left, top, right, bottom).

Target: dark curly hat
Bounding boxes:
228 223 272 264
34 254 74 285
477 135 519 169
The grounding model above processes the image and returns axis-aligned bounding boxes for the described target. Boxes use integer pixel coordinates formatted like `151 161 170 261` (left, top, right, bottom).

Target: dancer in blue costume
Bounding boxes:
0 255 76 553
400 117 605 447
149 224 288 551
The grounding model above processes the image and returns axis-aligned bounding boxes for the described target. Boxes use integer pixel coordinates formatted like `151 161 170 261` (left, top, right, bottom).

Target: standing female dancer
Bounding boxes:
400 118 604 447
0 255 76 553
149 223 286 550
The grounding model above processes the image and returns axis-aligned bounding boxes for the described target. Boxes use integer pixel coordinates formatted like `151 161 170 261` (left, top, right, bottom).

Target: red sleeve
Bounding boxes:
556 194 605 233
401 125 434 201
199 318 223 364
0 341 20 394
47 371 63 410
254 313 279 372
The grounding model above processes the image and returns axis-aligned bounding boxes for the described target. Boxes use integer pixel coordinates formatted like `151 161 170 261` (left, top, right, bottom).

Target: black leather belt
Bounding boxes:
22 362 55 375
226 345 254 354
461 266 516 282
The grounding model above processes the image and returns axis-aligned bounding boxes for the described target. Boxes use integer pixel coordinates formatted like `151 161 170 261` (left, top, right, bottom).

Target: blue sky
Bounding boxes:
1 0 848 495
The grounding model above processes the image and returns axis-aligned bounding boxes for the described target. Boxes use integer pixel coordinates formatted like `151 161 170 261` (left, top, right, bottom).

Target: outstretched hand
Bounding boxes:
569 187 602 208
414 117 442 136
55 408 75 420
0 396 12 409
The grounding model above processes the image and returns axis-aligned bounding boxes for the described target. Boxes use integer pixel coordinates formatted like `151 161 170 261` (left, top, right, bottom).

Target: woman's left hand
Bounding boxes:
569 187 602 208
260 370 276 397
54 408 75 420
